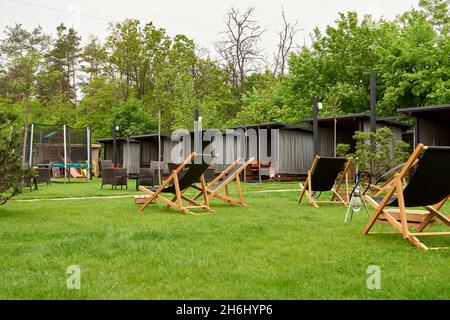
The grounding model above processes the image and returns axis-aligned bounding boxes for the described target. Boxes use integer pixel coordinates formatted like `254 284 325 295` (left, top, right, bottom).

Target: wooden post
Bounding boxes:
158 109 162 185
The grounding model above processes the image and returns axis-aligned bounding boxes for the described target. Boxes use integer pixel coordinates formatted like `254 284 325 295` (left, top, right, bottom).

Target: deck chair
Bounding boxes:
369 161 419 197
192 157 255 207
297 156 351 208
363 144 450 250
137 152 215 215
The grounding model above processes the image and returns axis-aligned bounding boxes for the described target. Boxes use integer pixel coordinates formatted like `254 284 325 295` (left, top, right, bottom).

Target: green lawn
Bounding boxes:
0 179 449 299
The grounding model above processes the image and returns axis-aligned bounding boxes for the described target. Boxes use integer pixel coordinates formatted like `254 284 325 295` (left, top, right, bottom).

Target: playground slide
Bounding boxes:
70 167 83 178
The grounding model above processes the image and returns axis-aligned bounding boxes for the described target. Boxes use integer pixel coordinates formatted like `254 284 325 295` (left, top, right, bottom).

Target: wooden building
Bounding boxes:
229 122 314 179
398 105 450 147
301 113 411 157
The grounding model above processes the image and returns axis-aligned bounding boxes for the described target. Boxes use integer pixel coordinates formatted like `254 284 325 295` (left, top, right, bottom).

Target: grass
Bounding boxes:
14 178 299 200
0 179 449 299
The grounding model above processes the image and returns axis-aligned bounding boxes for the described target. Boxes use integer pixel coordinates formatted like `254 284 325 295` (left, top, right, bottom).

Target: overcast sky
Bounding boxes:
1 0 418 55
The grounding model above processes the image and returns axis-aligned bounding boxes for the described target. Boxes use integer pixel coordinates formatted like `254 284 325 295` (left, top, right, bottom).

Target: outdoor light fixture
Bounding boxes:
318 102 323 110
115 125 120 131
345 164 370 224
350 187 362 212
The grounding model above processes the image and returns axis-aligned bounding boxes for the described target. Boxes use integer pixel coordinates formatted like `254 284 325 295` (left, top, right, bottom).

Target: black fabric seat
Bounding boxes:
363 145 450 250
159 155 213 194
137 153 216 215
297 156 350 207
311 157 348 191
374 147 450 207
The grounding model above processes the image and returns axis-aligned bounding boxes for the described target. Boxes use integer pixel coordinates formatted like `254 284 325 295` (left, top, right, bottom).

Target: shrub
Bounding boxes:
352 127 409 180
336 143 350 158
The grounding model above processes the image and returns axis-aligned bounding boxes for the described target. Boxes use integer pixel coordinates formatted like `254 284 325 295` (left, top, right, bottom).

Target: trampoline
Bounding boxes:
26 124 92 182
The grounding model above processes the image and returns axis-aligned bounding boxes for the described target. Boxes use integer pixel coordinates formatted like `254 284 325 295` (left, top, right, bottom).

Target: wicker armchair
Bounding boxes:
136 168 154 190
101 168 128 189
22 176 37 191
100 160 113 176
35 167 52 186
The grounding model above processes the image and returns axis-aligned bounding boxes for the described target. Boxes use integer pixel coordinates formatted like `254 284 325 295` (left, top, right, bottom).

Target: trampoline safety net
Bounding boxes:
25 124 91 173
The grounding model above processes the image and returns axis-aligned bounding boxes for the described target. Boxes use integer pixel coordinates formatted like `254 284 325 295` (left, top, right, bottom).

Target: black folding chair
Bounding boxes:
192 157 255 207
364 144 450 250
136 153 216 215
297 156 351 208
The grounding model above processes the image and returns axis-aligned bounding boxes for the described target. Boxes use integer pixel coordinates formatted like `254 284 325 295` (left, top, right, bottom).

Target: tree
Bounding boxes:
81 36 107 81
323 91 342 157
105 20 172 101
0 24 50 162
76 77 118 140
46 24 81 112
112 98 156 136
376 10 447 114
190 55 237 128
285 12 382 119
217 7 265 106
352 127 409 180
0 109 31 205
273 7 299 76
419 0 450 33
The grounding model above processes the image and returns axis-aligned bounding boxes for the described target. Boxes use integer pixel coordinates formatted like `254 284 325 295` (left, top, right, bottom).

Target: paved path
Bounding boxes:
13 189 299 202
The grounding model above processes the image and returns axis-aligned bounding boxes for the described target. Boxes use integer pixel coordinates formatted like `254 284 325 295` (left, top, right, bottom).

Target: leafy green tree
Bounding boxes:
81 36 107 80
112 98 156 136
106 20 172 101
376 10 448 114
286 12 382 118
192 57 238 129
76 77 118 140
419 0 450 33
45 24 81 112
0 24 50 161
0 109 31 205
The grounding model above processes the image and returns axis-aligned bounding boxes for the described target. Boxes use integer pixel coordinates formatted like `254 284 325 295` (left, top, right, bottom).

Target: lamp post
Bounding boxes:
112 123 120 167
370 71 377 133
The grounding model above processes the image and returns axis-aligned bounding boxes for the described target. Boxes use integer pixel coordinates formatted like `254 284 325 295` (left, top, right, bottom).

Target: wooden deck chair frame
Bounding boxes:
192 157 255 207
297 156 351 208
369 160 418 197
138 152 213 216
363 144 450 250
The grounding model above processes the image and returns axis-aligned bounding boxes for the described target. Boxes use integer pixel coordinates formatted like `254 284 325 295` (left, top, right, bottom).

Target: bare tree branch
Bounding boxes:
273 7 299 76
216 7 265 98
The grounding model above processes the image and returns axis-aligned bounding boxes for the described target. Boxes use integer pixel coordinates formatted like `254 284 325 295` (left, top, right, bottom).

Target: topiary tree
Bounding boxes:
0 110 31 205
352 127 409 181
